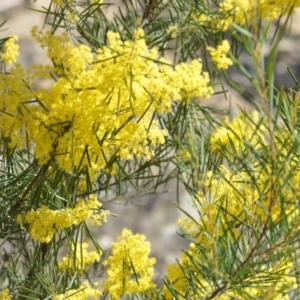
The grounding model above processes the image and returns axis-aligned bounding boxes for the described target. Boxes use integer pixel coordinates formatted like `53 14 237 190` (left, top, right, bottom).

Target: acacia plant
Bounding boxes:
1 0 300 299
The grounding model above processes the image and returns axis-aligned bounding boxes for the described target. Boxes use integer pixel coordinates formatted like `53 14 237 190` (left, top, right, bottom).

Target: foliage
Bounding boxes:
1 0 300 299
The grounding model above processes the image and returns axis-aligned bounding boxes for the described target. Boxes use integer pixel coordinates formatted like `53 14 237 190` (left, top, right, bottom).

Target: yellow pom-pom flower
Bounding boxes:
0 289 11 300
17 195 109 243
207 40 233 70
1 36 19 64
54 281 102 300
58 242 101 274
102 228 156 299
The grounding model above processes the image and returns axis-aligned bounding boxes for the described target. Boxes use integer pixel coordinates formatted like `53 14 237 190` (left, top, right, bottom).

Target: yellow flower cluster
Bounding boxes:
210 110 266 155
165 256 296 299
52 0 64 5
167 25 180 39
102 228 156 299
54 281 102 300
184 162 300 246
0 27 213 179
0 289 11 300
17 195 109 243
58 242 101 274
207 40 233 70
167 111 300 298
165 224 297 299
208 111 300 224
194 0 300 31
260 0 300 20
0 36 19 64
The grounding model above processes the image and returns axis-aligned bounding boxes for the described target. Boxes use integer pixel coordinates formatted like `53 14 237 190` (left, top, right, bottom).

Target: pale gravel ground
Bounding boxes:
1 0 300 282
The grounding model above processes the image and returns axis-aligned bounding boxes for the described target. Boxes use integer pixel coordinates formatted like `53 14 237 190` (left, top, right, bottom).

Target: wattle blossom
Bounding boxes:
17 195 109 243
102 228 156 299
0 27 213 179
